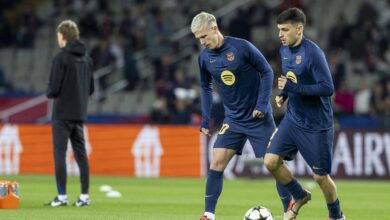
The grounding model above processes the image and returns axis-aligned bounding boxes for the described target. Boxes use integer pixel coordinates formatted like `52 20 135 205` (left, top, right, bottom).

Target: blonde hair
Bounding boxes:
57 20 80 42
191 12 217 33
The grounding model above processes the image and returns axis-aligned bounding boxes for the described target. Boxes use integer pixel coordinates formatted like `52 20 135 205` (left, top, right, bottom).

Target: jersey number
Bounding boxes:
218 123 230 135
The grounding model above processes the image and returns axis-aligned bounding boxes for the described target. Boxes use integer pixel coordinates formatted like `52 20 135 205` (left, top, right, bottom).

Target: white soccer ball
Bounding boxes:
243 206 273 220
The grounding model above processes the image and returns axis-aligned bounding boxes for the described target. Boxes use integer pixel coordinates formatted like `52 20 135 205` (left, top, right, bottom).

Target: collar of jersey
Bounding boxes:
288 36 306 53
206 36 230 54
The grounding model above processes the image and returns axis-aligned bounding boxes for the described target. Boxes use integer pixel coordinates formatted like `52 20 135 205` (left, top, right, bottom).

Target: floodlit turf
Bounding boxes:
0 175 388 219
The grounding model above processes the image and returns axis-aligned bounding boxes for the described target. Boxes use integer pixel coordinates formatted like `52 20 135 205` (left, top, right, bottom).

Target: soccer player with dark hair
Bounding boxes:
191 12 291 220
264 8 346 220
46 20 94 207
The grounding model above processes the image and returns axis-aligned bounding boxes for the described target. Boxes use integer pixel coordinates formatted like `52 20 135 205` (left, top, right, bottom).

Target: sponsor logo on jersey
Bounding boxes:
220 70 235 85
286 71 297 84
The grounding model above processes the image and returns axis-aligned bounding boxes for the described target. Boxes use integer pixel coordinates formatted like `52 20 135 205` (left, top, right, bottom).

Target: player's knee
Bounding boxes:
209 158 228 171
264 154 279 172
313 173 327 185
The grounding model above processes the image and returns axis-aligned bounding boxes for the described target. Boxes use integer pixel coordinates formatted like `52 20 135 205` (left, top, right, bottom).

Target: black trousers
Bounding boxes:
52 120 89 195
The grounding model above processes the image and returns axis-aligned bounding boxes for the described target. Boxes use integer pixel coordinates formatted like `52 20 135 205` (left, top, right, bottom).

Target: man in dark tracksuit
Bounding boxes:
46 20 94 207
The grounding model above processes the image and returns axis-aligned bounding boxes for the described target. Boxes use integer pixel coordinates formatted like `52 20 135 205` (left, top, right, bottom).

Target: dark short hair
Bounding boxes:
277 8 306 25
57 20 80 42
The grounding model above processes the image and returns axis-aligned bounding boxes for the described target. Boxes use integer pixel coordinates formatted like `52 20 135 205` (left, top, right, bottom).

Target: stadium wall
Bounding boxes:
0 124 389 179
0 124 203 177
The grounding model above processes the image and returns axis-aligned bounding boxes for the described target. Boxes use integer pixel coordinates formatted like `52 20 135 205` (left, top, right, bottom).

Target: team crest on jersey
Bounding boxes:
295 55 302 64
226 52 234 61
221 70 236 86
286 71 297 84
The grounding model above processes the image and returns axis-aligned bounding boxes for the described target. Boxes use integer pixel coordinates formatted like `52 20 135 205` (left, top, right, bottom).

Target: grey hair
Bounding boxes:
191 12 217 33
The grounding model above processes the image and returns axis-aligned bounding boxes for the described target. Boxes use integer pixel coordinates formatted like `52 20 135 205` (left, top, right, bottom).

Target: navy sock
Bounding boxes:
276 181 292 212
284 179 306 200
327 198 342 219
204 169 224 213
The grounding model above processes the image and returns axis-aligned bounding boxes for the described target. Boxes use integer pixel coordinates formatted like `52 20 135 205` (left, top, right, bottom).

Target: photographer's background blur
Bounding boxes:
1 0 389 128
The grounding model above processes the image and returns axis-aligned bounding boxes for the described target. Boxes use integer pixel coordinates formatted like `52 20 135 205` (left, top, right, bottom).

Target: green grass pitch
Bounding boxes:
0 175 388 219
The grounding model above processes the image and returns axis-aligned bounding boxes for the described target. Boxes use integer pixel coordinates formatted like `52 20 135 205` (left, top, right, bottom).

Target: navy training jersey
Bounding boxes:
280 37 334 130
198 36 274 128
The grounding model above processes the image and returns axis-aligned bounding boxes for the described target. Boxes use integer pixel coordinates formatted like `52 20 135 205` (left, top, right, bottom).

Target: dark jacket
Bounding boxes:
47 40 94 121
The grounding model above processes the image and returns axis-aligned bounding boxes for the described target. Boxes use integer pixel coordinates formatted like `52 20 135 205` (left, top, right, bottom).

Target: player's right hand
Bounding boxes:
278 75 287 90
275 96 285 108
200 128 212 137
252 110 265 119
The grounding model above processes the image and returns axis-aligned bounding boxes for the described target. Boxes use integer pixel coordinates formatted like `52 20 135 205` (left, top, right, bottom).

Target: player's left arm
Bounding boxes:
276 49 289 107
242 40 273 114
46 53 65 98
283 48 334 96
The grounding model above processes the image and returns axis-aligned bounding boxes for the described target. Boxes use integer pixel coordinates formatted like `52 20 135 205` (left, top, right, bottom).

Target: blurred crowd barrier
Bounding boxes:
0 124 203 177
0 124 389 179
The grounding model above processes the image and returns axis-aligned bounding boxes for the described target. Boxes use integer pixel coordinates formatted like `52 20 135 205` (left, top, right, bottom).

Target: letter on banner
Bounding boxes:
66 126 92 176
0 124 23 174
365 133 385 176
384 134 390 173
332 132 354 175
132 125 163 177
353 133 363 175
